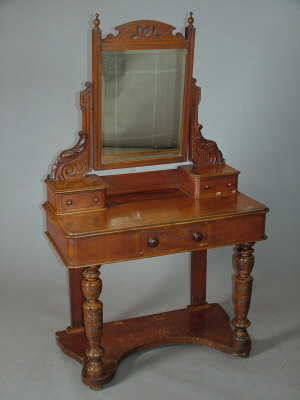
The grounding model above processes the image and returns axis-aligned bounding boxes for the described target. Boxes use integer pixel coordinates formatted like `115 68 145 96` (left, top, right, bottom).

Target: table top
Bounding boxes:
47 189 268 238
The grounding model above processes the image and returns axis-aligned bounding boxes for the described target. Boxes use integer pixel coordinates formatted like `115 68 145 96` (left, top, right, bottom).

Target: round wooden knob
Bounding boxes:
227 182 233 187
204 184 210 190
93 197 99 202
66 200 73 205
192 232 203 242
148 237 159 248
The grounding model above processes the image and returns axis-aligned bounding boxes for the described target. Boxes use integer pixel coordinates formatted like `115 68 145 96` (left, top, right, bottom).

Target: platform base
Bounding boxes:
56 303 249 388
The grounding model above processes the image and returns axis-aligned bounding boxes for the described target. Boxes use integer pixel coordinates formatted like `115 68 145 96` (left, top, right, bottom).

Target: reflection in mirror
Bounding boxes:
101 48 187 164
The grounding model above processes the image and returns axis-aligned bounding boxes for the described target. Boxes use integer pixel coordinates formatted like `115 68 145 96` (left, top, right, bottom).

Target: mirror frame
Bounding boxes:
92 16 196 170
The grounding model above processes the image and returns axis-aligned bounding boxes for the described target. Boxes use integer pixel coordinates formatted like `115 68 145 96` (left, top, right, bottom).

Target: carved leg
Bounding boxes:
81 266 105 390
232 242 255 357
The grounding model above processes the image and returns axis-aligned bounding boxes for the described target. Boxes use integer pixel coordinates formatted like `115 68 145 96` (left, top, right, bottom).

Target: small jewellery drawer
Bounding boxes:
46 175 108 214
140 222 208 255
60 191 107 213
200 176 237 197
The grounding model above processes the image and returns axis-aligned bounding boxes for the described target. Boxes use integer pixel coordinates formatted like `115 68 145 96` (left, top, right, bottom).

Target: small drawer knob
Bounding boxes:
148 237 159 248
66 200 73 205
204 184 210 190
93 197 100 202
227 182 233 187
192 232 203 242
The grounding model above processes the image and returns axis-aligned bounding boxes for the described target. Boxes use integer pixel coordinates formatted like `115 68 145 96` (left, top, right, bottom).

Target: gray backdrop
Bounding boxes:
0 0 299 399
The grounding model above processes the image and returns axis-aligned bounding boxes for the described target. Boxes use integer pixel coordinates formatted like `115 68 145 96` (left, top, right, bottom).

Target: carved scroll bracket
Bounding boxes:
48 82 93 181
189 78 224 167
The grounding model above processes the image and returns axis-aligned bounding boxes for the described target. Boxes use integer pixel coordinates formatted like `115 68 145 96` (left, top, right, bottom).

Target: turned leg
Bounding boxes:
232 242 255 356
81 265 105 390
188 250 208 311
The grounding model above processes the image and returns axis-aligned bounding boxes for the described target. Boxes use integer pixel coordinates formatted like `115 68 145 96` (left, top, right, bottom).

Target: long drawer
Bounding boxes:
140 222 208 256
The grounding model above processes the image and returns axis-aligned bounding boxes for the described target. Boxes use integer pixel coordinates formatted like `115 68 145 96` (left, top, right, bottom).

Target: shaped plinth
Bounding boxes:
56 304 242 388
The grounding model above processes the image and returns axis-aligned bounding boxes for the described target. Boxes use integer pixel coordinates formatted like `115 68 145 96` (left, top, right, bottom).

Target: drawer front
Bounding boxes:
200 176 237 197
140 223 208 255
61 190 106 213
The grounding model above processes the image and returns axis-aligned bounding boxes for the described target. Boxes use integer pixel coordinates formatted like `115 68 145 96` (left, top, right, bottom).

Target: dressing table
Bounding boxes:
43 13 269 390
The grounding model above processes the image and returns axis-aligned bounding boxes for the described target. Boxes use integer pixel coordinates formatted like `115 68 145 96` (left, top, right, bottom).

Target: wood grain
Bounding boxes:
56 304 237 388
81 266 105 390
232 242 255 356
189 250 207 309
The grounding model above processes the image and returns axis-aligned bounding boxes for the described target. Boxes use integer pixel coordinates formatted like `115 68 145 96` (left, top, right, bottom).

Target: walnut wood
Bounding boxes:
232 242 255 356
102 20 186 46
67 269 84 332
92 15 102 173
141 221 207 256
103 169 178 196
189 250 207 310
46 174 107 193
43 190 268 268
42 12 269 391
178 164 239 199
189 79 224 167
56 304 237 388
45 175 108 215
102 148 180 162
81 266 105 390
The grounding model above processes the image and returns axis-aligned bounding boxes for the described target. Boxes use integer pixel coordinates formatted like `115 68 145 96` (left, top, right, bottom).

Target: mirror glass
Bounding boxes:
101 48 187 164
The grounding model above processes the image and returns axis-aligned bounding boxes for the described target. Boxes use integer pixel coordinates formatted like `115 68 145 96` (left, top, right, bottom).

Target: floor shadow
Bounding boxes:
104 343 199 388
250 324 300 357
105 321 300 388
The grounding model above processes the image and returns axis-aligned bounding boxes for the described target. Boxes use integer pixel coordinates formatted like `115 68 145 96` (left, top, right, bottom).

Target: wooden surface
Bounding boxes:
179 164 239 178
47 190 267 237
81 266 105 390
232 243 255 356
56 304 238 388
44 189 267 267
178 165 239 199
46 175 107 193
104 169 178 196
189 250 207 309
68 269 85 331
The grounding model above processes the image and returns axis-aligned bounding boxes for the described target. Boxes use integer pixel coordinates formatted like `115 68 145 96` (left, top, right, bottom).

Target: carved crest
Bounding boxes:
103 20 185 42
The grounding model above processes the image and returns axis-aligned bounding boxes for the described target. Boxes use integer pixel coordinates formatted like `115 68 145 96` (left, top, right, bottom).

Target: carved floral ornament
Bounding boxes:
97 12 195 42
102 21 188 42
92 11 195 43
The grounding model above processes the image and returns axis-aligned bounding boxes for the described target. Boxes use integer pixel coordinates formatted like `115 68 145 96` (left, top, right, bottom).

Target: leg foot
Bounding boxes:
238 353 250 358
89 385 103 391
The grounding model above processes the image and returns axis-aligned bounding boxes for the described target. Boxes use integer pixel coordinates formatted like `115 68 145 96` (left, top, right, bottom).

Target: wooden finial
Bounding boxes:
93 13 100 29
188 12 194 26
